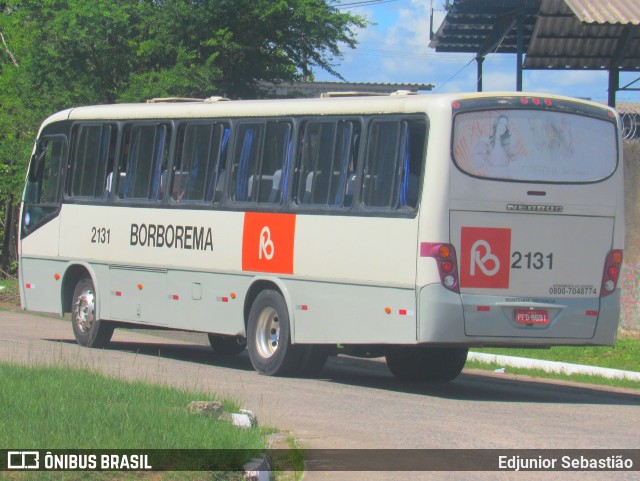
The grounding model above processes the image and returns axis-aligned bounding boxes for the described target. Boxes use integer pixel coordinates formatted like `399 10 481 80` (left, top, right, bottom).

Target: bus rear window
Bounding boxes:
452 109 617 183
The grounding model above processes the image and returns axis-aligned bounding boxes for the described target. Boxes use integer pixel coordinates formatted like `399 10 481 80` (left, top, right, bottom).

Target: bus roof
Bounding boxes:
39 91 616 129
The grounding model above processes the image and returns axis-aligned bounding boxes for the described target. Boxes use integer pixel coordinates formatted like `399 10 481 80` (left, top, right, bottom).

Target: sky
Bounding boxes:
315 0 640 105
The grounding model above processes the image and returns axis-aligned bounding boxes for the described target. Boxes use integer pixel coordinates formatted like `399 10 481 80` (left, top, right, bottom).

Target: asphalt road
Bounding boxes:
1 309 639 481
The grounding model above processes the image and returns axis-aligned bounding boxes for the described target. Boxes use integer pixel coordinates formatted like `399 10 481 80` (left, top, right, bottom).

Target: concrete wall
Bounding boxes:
621 141 640 331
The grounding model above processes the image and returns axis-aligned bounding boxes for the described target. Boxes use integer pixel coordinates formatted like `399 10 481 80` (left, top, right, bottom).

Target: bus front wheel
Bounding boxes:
385 346 468 382
71 277 114 348
247 289 301 376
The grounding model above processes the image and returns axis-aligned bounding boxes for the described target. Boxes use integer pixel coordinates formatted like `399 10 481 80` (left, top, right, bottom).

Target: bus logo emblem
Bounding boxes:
259 226 275 260
470 239 500 277
243 213 296 274
460 227 511 289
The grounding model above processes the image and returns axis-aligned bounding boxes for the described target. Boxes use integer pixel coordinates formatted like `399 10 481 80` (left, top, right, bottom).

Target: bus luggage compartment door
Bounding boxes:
109 266 168 326
450 211 614 339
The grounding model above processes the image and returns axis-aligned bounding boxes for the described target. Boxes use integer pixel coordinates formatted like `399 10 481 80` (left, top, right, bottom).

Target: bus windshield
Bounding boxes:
452 109 617 183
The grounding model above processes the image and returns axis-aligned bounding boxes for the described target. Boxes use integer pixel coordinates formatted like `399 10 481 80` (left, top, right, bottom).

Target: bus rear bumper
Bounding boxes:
417 284 620 346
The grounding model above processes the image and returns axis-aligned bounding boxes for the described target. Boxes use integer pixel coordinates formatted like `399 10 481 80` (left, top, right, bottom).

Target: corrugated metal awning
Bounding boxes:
564 0 640 25
524 0 640 70
430 0 640 71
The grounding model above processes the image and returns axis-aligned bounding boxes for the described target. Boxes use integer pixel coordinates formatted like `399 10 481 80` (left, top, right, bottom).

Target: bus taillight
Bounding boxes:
421 243 460 293
601 249 623 297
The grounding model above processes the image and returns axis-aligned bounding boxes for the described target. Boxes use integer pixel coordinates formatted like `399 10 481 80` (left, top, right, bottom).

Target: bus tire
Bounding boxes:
297 345 331 377
208 334 246 355
71 277 113 348
385 346 468 383
247 289 301 376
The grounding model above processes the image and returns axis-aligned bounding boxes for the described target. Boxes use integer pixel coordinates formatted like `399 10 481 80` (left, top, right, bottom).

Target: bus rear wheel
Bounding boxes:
385 346 468 382
71 277 113 348
247 289 301 376
208 334 246 355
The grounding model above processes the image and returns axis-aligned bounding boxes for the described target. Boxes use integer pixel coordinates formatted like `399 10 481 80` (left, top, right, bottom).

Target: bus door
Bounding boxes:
449 99 621 340
20 132 67 312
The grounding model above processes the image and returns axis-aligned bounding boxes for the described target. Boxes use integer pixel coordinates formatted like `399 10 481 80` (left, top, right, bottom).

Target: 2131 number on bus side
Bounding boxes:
91 227 111 244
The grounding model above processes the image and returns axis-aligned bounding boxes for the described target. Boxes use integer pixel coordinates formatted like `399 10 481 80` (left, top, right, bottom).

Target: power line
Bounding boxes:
432 56 475 91
334 0 400 9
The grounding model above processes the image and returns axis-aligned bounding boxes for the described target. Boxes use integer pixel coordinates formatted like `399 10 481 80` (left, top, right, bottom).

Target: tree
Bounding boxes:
0 0 366 274
123 0 366 99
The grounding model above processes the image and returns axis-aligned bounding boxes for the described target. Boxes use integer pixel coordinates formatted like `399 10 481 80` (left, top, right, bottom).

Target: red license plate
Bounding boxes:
515 309 549 325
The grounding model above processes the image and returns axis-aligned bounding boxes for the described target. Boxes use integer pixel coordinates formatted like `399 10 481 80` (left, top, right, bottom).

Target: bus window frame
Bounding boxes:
357 115 428 215
114 120 173 203
169 120 231 205
47 113 427 220
292 116 363 212
66 122 119 202
227 118 294 208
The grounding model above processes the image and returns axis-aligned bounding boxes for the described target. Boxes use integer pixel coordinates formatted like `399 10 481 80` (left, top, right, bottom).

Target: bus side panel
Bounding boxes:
290 214 420 344
294 216 419 287
288 281 417 344
19 218 62 314
164 270 246 335
20 259 66 315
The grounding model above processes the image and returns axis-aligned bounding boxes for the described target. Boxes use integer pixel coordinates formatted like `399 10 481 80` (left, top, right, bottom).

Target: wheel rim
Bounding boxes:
74 288 95 334
255 306 280 359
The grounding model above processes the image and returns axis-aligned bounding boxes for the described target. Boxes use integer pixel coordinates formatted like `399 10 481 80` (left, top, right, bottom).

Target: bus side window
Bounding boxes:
231 121 290 204
362 118 426 211
26 138 65 205
172 123 227 203
118 123 169 201
363 120 401 208
295 120 359 208
262 122 291 204
69 124 116 199
336 121 359 207
401 120 427 209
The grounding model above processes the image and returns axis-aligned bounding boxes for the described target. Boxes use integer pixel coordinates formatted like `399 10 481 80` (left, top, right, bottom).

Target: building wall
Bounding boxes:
621 141 640 332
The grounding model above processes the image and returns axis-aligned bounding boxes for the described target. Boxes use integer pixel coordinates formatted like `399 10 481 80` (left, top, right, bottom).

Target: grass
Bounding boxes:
471 337 640 372
0 363 268 480
0 276 20 305
469 336 640 389
466 359 640 389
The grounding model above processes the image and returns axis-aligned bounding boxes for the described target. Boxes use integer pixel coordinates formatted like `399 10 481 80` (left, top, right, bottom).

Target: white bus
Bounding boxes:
19 92 624 382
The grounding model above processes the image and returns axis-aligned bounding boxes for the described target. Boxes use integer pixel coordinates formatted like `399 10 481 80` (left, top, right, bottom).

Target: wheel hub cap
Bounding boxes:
255 307 280 359
74 289 95 333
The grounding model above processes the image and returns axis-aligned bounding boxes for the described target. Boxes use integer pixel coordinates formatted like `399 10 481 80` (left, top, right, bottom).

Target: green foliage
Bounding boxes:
0 0 365 193
0 363 266 450
0 0 365 267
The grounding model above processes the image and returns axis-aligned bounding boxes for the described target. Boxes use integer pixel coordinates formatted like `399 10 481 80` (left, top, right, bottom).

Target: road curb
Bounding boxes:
468 352 640 381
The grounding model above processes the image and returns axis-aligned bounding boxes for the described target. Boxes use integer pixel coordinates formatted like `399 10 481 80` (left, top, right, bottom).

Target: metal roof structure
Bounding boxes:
429 0 640 105
258 81 433 98
564 0 640 24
